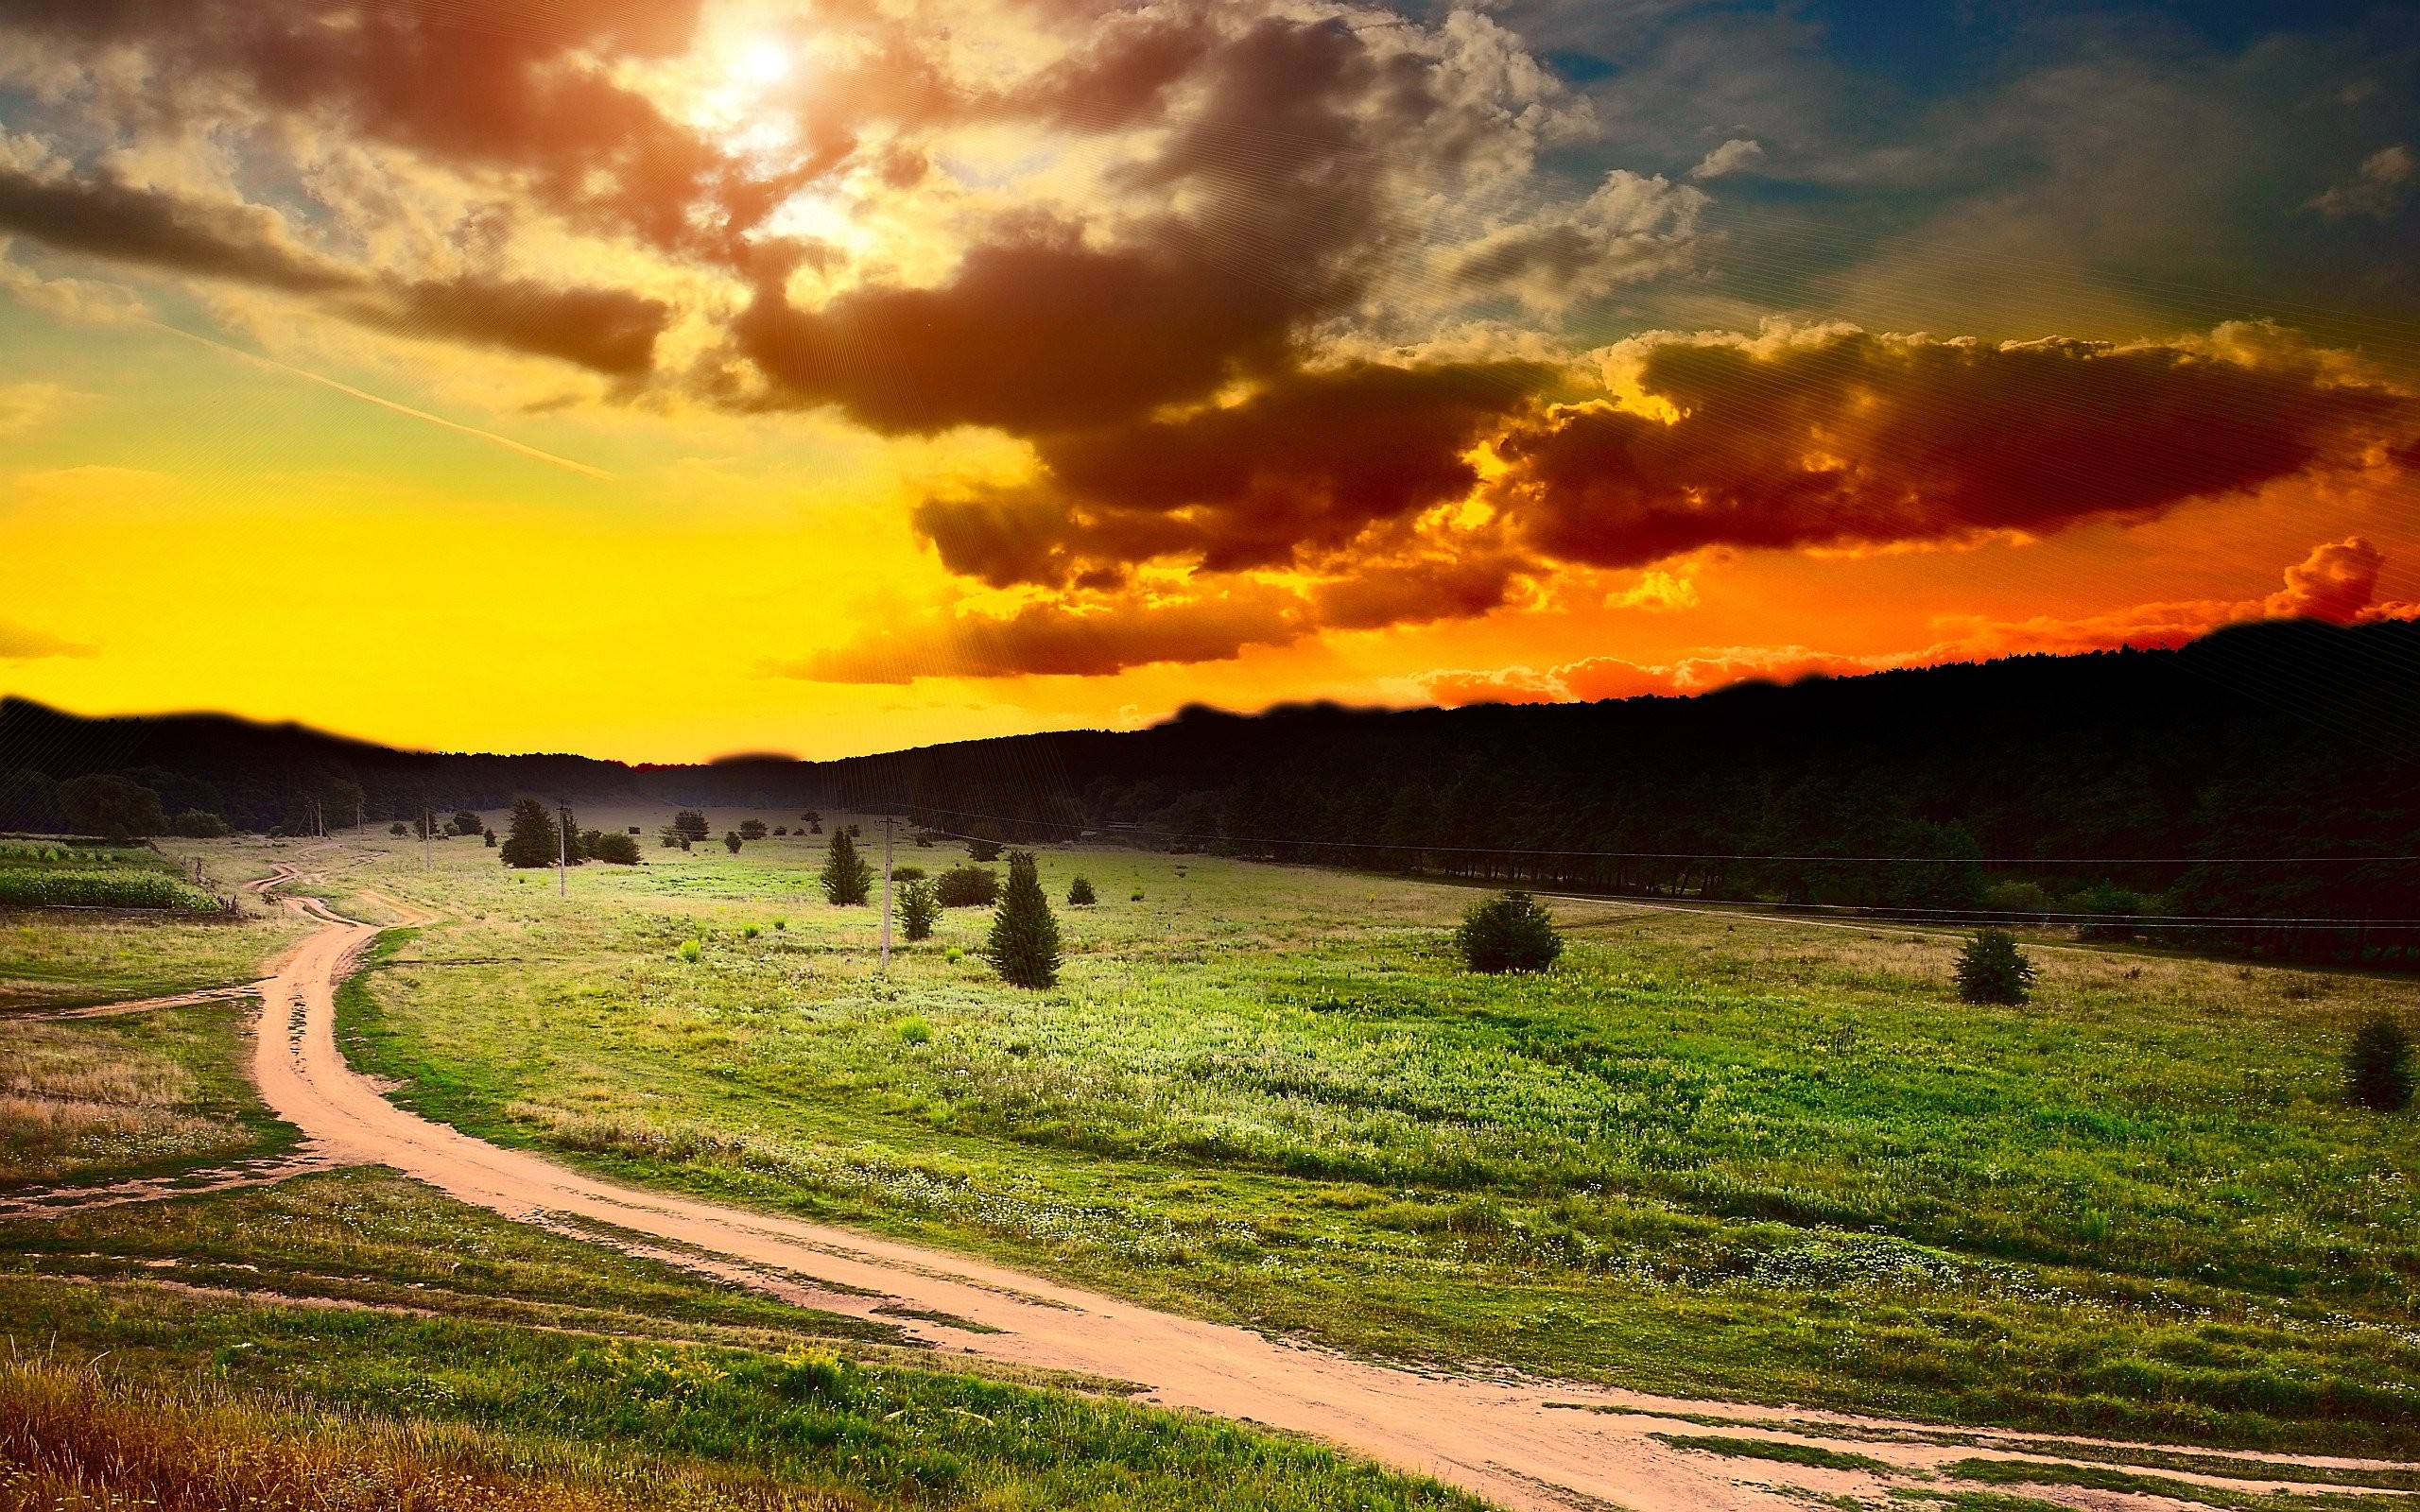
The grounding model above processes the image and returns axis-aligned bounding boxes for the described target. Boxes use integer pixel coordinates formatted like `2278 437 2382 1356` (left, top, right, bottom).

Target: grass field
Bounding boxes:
295 826 2420 1455
0 1171 1480 1512
0 836 307 1010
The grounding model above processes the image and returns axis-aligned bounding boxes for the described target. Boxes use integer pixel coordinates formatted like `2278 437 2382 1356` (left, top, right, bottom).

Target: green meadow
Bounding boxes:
305 826 2420 1454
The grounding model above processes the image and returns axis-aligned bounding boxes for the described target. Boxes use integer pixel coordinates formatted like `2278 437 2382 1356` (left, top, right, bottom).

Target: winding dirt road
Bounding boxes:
224 871 2411 1512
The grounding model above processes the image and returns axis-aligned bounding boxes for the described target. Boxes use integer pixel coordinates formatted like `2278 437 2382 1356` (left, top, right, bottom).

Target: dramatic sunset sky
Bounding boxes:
2 0 2415 761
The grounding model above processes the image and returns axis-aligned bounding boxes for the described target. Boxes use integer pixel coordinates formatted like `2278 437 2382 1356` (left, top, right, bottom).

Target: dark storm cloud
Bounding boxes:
1495 328 2417 569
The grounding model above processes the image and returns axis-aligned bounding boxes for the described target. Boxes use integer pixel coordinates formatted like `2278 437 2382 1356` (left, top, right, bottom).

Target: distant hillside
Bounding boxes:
7 619 2418 961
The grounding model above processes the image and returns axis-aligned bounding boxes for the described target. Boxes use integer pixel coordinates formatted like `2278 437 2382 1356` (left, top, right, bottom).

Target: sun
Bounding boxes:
735 38 791 86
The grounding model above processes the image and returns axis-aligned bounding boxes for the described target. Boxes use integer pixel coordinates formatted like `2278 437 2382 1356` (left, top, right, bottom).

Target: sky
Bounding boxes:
0 0 2415 762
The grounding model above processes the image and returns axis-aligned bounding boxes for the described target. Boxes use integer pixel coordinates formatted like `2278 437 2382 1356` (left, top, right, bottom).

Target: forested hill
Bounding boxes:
6 618 2418 952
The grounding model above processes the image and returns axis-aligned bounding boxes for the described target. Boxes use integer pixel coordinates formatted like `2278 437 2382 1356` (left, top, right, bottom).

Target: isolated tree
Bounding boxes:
389 821 411 838
801 810 821 826
168 809 231 838
937 865 998 907
498 799 560 868
658 824 683 849
56 774 167 839
821 828 872 904
452 809 482 836
1066 875 1097 906
1456 891 1563 973
773 825 788 836
724 831 744 854
1956 929 2035 1005
2347 1015 2415 1111
483 829 497 848
898 876 941 941
673 809 710 843
559 809 587 864
985 851 1062 989
590 831 641 865
739 819 769 840
965 835 1004 863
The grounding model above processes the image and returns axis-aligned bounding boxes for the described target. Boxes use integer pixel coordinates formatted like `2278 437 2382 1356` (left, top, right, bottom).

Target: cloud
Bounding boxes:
0 167 670 374
1689 138 1762 180
1420 538 2420 708
2308 145 2415 221
1493 323 2415 570
0 380 88 436
1437 170 1704 314
0 618 95 660
790 583 1313 682
909 360 1555 587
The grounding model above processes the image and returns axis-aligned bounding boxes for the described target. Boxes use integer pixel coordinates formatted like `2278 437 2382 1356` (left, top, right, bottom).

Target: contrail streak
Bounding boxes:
147 320 614 481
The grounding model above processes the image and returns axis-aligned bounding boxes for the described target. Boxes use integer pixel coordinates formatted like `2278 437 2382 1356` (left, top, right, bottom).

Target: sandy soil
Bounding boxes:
67 863 2416 1512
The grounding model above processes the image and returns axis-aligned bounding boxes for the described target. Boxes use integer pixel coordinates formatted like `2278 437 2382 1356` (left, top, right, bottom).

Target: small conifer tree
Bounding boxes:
821 828 873 904
2347 1014 2415 1111
899 876 941 940
497 799 559 868
673 809 710 842
1456 891 1563 973
724 831 743 853
1956 929 2035 1005
985 850 1061 988
1066 875 1097 905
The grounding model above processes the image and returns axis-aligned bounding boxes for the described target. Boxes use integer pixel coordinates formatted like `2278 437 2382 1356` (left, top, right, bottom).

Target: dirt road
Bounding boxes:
233 877 2407 1512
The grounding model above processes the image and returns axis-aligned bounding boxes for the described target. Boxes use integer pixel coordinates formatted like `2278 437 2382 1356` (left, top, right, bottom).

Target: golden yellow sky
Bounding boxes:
2 0 2415 761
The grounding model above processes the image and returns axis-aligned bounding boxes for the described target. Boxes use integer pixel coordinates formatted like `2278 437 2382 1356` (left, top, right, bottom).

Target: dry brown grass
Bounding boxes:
0 1357 849 1512
0 1021 257 1185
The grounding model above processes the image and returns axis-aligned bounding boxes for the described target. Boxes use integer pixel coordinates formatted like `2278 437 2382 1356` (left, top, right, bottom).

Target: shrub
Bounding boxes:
821 829 872 904
773 825 788 836
899 877 941 939
984 850 1061 989
937 866 998 907
672 809 710 842
2347 1015 2415 1111
168 809 231 838
589 831 641 865
389 821 411 837
2068 880 2149 942
497 799 559 868
738 819 768 840
677 938 702 963
1981 879 2053 917
965 836 1003 863
452 808 482 836
1067 875 1097 905
895 1015 933 1044
1956 929 2035 1005
483 829 497 847
723 831 743 854
741 922 761 939
55 774 166 839
1455 891 1563 973
891 865 926 882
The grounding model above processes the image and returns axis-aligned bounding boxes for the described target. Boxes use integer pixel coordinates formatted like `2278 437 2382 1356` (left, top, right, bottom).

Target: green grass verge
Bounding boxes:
1651 1433 1893 1472
320 837 2420 1455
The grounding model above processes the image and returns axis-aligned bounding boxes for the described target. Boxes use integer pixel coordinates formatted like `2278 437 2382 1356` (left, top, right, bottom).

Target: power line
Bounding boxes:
905 806 2420 868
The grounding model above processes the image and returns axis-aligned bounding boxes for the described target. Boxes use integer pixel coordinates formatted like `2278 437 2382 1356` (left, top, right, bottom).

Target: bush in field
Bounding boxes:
673 809 710 842
590 831 640 865
0 868 215 910
821 830 871 904
1956 929 2035 1005
985 851 1061 989
2347 1015 2414 1111
498 799 560 868
899 877 941 940
168 809 230 838
1455 891 1563 973
1982 879 2054 917
2067 880 2150 942
891 865 926 883
965 836 1003 863
451 808 482 836
937 866 998 907
739 819 768 840
389 821 410 837
56 774 166 839
773 825 787 836
1066 875 1097 905
724 831 743 853
483 829 496 848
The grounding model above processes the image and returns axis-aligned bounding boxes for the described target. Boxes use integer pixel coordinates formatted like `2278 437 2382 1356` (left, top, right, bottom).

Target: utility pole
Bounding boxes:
422 806 432 870
880 815 894 968
557 802 571 898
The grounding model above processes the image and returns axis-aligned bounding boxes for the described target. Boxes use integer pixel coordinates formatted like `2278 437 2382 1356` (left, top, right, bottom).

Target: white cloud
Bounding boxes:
1689 137 1762 180
2308 144 2414 221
